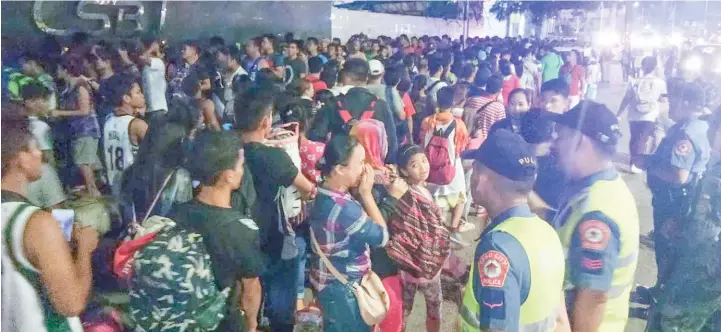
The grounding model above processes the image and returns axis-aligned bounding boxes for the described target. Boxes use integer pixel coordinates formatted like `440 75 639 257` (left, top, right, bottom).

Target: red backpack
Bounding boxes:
425 119 457 185
337 98 376 132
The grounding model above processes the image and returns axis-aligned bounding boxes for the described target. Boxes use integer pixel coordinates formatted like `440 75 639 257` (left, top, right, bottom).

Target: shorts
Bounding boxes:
27 164 67 208
71 136 101 169
434 191 467 212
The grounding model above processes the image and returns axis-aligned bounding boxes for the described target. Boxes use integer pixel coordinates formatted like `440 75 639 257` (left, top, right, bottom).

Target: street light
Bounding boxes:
633 1 639 7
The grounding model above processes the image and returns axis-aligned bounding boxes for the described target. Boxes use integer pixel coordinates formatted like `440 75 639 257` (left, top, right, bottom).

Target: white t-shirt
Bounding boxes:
142 58 168 112
28 116 52 151
627 74 667 122
222 66 249 121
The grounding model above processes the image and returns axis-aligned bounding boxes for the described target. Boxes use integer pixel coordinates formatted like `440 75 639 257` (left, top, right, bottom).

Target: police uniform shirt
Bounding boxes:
472 205 533 331
650 115 710 175
556 169 622 295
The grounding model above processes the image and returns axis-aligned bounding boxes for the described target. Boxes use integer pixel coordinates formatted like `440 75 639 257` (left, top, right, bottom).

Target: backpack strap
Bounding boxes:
339 98 376 124
436 119 457 138
337 99 353 124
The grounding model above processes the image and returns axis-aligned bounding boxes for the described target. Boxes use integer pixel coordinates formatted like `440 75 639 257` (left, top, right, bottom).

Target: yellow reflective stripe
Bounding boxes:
607 280 633 298
459 305 480 330
519 305 559 332
616 250 638 268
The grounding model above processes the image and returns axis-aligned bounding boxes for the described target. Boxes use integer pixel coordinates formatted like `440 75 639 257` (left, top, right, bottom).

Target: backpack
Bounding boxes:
386 188 450 280
265 123 303 223
633 77 659 113
129 218 230 332
337 96 378 132
424 119 457 185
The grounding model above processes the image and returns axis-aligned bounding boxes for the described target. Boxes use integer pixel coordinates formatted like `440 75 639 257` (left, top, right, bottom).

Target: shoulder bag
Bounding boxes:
310 229 389 325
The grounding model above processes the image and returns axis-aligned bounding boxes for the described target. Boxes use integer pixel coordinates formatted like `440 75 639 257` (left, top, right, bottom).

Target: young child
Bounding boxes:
391 144 450 332
21 82 67 209
419 86 473 246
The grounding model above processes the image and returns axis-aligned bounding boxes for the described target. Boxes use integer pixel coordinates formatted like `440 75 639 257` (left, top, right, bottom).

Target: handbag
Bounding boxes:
310 229 389 326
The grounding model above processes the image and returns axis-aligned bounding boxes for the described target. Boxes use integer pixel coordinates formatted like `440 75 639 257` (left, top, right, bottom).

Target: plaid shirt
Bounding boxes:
308 188 388 291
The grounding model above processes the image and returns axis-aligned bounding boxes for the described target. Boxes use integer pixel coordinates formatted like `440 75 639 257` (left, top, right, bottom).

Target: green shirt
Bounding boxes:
541 52 564 83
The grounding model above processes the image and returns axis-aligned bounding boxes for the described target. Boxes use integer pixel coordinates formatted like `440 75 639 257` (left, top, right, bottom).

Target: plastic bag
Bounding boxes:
294 305 322 332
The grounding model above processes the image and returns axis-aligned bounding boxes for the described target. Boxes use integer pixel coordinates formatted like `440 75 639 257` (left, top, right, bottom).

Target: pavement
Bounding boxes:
404 66 656 331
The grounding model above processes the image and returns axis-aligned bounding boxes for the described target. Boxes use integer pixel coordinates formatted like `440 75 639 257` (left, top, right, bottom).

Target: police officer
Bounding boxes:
646 121 721 332
550 101 640 331
643 82 710 296
458 129 568 332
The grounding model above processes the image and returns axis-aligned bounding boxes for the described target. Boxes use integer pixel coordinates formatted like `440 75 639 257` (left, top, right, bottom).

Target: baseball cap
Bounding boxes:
368 59 385 76
185 131 243 185
549 101 621 147
461 129 537 182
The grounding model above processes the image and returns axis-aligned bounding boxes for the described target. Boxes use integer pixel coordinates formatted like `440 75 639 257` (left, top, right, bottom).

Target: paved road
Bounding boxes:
404 74 657 331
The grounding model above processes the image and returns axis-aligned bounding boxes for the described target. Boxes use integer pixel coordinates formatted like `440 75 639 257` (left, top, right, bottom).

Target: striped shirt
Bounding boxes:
463 95 506 144
308 188 388 291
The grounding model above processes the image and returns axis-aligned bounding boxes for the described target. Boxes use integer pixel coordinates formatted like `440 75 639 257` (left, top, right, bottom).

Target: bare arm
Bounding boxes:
293 172 316 200
571 288 608 332
24 212 98 316
240 277 262 332
129 118 149 146
554 291 571 332
53 86 92 117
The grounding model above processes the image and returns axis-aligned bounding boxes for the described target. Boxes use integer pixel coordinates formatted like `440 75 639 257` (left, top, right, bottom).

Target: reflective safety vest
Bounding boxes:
459 215 565 332
556 175 639 332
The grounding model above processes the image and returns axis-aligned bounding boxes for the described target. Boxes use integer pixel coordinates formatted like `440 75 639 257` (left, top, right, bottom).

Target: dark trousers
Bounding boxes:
651 191 686 289
629 121 655 168
263 255 301 332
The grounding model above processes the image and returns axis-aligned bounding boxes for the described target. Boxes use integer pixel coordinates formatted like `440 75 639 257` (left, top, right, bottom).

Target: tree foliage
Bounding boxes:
424 1 485 21
490 1 601 25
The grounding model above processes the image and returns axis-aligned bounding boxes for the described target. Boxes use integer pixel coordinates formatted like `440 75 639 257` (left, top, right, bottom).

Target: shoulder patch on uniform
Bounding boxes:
578 220 611 250
238 218 259 231
478 250 510 288
674 139 692 156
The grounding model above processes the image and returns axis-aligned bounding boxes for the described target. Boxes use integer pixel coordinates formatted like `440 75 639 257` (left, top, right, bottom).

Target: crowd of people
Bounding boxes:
1 29 720 332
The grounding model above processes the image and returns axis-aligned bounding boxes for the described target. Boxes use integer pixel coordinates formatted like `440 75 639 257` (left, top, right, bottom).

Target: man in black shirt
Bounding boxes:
171 131 264 332
235 87 316 332
307 58 398 163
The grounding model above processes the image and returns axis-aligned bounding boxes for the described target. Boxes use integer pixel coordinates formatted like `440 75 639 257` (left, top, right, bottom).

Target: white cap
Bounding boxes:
368 59 385 76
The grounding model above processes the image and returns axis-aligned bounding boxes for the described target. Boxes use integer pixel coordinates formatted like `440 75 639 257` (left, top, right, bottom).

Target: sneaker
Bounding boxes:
457 220 476 233
630 165 643 174
630 285 653 305
450 232 470 247
628 307 649 320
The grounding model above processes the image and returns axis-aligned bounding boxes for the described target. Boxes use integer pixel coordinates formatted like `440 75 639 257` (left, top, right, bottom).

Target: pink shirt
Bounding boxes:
299 139 326 184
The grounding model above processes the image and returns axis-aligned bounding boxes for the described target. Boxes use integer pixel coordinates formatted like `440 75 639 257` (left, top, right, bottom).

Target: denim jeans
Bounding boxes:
317 280 370 332
263 255 300 332
295 234 308 300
